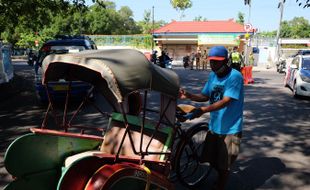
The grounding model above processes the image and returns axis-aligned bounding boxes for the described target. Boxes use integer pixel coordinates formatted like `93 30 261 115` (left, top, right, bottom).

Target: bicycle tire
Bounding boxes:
174 123 212 189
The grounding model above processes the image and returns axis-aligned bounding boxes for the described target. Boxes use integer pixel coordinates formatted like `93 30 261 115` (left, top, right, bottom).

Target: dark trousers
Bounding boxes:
231 63 241 72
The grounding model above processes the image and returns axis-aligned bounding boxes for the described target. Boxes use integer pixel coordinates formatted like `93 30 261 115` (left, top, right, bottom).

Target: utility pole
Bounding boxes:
151 6 155 51
248 0 251 23
275 0 285 66
244 0 252 66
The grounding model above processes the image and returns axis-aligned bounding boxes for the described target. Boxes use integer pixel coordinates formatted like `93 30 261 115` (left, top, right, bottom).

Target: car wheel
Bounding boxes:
284 77 289 87
293 81 299 98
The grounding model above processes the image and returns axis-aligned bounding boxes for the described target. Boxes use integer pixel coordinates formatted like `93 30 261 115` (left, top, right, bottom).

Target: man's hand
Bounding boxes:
179 89 189 99
187 107 204 120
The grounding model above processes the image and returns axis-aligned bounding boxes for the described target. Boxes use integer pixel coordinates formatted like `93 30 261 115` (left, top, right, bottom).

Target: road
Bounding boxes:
0 61 309 190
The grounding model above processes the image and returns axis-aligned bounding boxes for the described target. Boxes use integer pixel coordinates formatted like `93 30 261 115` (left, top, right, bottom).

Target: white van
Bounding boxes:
0 42 14 84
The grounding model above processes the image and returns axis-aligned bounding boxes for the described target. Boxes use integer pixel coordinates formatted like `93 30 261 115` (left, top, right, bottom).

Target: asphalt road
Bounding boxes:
0 61 309 190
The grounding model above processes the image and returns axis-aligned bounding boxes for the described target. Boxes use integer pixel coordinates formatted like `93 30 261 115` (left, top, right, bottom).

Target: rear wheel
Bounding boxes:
174 123 212 188
293 81 299 98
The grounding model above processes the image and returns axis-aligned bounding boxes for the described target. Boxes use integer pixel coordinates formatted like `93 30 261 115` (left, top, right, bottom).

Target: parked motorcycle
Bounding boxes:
27 51 36 66
276 58 286 73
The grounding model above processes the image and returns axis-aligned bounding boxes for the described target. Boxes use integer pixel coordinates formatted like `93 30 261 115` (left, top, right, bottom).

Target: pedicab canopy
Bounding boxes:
42 49 180 102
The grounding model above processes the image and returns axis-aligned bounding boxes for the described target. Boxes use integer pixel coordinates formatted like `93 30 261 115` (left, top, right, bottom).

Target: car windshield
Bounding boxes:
38 45 86 65
301 58 310 70
50 45 86 52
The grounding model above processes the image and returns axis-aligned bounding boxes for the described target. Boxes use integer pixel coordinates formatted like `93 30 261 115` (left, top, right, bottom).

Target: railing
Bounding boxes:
87 34 153 49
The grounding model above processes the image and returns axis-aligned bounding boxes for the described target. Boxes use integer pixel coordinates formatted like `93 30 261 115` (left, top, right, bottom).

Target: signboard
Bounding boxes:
244 23 253 32
198 34 240 46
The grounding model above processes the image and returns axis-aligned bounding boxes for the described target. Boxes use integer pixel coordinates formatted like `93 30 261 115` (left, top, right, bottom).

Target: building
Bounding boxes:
153 19 253 62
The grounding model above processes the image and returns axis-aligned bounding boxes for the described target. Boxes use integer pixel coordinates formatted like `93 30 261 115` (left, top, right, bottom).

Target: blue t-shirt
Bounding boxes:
201 69 244 134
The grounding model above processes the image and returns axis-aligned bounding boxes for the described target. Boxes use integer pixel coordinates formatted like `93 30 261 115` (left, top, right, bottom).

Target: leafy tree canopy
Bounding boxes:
193 16 207 21
170 0 192 20
258 17 310 39
236 12 245 25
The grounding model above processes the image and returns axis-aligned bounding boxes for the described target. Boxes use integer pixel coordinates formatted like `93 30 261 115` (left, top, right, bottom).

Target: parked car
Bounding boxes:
296 49 310 56
35 35 97 102
284 54 310 98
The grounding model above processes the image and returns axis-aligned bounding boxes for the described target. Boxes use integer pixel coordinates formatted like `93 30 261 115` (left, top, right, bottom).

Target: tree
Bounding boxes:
117 6 141 34
0 0 88 45
236 12 245 24
258 17 310 39
137 10 152 34
193 16 207 21
137 10 167 34
170 0 192 20
280 17 310 38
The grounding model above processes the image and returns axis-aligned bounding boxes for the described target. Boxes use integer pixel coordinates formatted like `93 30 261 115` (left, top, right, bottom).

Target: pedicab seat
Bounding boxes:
101 112 173 159
64 112 174 167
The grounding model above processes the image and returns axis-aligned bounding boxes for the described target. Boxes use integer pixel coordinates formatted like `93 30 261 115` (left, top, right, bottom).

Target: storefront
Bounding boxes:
153 19 253 62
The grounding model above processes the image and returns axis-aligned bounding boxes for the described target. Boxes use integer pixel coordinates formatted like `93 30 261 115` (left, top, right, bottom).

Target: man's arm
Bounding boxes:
187 96 233 119
200 96 232 113
179 89 209 102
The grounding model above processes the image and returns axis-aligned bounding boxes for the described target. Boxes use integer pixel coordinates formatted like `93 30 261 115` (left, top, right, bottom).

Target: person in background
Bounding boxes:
179 46 244 190
183 53 190 68
158 50 166 68
249 52 254 66
190 52 195 70
151 50 158 65
230 46 243 71
196 50 201 70
201 49 208 70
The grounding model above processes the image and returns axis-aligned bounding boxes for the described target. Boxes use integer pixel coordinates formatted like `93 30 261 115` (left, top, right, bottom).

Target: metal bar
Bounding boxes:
145 98 172 153
44 84 60 128
140 91 148 162
63 81 72 131
41 102 51 129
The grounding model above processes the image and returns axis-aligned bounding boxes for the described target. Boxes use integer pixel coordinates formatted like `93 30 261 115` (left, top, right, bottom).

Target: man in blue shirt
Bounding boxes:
179 46 244 190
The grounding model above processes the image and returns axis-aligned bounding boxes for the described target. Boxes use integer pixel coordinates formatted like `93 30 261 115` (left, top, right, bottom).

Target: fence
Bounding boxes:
87 35 153 50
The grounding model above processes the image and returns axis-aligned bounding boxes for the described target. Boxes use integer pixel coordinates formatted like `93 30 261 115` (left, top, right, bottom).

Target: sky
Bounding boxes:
87 0 310 32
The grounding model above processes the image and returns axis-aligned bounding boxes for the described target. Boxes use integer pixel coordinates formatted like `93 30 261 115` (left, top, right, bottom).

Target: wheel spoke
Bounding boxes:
174 124 212 188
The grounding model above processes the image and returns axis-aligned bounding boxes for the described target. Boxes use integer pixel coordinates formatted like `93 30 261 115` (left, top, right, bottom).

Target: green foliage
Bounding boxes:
236 12 245 24
193 16 207 21
281 44 309 49
280 17 310 38
258 31 277 38
170 0 192 20
257 17 310 39
136 10 166 34
170 0 192 11
0 0 144 48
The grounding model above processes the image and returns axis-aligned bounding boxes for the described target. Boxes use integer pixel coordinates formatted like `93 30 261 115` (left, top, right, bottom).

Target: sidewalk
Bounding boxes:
252 66 277 72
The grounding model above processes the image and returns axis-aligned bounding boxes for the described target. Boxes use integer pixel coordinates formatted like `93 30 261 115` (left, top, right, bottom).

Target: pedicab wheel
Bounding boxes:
174 123 212 189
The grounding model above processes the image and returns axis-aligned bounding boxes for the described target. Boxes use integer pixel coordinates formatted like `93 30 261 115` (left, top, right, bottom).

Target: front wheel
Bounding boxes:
293 81 299 98
174 123 212 188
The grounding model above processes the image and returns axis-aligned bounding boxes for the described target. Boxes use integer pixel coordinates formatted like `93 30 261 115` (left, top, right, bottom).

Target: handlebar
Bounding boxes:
176 104 197 122
176 112 195 122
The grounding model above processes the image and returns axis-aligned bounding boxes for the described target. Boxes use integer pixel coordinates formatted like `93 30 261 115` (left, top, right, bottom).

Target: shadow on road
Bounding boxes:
1 67 309 189
229 157 286 190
